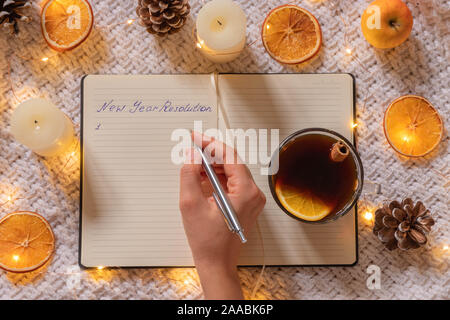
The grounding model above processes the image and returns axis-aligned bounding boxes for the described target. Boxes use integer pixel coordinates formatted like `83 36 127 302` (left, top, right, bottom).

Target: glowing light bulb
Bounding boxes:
196 40 205 49
364 211 373 221
127 19 134 25
13 255 19 262
41 57 49 62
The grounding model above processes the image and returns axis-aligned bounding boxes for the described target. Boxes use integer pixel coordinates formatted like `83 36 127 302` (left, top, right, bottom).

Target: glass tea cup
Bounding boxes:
268 128 366 224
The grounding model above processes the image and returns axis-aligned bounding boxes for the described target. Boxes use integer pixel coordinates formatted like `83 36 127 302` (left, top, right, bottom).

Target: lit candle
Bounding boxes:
10 98 75 157
196 0 246 63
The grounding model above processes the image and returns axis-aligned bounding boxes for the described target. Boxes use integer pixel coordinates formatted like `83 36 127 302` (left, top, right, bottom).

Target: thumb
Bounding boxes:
179 148 206 214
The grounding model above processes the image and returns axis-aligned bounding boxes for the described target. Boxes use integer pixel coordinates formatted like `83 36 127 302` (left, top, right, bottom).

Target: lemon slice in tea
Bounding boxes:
275 181 332 222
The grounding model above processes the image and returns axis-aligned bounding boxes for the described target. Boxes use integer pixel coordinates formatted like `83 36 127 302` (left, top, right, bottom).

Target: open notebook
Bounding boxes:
80 74 357 268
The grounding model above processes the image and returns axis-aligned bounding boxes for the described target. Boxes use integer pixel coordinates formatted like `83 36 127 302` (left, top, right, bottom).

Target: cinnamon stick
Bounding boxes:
330 141 349 162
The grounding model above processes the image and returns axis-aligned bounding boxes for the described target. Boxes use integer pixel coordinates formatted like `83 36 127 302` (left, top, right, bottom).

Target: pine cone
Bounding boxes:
136 0 190 36
373 198 435 251
0 0 31 34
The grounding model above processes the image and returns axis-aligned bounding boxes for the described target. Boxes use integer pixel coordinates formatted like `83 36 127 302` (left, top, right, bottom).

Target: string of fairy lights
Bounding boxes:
2 0 448 298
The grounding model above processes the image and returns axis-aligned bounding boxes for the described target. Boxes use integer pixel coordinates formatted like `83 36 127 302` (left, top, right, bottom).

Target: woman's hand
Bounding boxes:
179 132 266 299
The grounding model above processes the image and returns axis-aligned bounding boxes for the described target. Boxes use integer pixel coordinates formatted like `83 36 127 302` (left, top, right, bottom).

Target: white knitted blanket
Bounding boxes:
0 0 448 300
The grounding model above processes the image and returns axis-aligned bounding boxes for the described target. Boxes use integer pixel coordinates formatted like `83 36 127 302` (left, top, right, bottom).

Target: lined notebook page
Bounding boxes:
218 74 357 265
80 75 217 267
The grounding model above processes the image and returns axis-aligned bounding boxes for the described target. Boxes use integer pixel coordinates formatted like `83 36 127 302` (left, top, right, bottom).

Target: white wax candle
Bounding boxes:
10 98 75 157
196 0 246 63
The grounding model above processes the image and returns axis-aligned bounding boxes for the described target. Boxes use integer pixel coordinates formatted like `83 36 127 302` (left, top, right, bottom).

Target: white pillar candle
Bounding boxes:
196 0 246 63
10 98 75 157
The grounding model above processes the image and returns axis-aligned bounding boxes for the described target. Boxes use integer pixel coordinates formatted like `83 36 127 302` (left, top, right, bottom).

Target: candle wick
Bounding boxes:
34 120 41 131
217 20 222 26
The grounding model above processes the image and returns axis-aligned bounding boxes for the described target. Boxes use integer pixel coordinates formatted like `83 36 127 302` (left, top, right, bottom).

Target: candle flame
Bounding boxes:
97 266 104 270
7 195 11 201
127 19 134 25
345 47 352 55
41 57 49 62
12 255 19 262
266 24 270 30
352 123 358 129
402 135 410 142
443 245 449 251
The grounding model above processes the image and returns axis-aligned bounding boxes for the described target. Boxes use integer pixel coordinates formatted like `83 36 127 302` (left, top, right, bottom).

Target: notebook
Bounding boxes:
80 74 357 268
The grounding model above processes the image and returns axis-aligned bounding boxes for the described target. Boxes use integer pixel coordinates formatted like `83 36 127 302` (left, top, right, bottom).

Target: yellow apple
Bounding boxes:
361 0 413 49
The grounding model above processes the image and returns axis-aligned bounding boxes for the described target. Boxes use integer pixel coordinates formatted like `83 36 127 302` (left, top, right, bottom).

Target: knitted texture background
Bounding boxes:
0 0 449 299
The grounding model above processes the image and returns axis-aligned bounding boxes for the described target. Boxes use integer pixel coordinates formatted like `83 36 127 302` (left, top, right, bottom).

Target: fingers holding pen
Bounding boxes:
179 148 208 216
191 131 254 191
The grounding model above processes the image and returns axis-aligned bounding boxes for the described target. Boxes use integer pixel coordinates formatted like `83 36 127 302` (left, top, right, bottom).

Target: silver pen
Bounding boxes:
193 143 247 243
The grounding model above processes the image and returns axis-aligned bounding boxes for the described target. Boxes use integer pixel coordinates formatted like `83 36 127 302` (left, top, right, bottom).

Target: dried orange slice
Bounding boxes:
41 0 94 52
0 211 55 273
262 5 322 64
275 181 332 221
384 95 443 157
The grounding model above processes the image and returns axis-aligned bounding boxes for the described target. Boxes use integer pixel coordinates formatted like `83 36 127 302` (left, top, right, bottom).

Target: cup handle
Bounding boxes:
363 180 382 195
